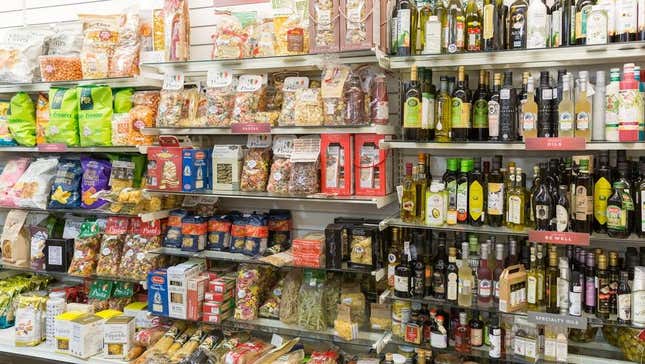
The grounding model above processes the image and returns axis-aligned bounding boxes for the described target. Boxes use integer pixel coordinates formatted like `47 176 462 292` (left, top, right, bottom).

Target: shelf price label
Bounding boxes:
528 230 590 246
527 311 588 329
231 123 271 134
37 143 67 152
524 137 586 151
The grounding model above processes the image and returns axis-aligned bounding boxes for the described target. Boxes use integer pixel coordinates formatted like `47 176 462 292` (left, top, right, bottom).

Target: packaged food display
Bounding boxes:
297 270 327 331
79 14 120 79
288 137 321 194
78 85 113 147
39 55 83 82
67 221 101 277
232 75 266 124
293 88 324 126
164 209 187 248
29 226 48 270
0 28 50 82
146 142 184 191
11 157 59 209
14 293 47 346
8 92 37 147
211 11 245 60
80 157 112 209
339 0 373 51
207 215 232 251
0 158 31 206
321 65 350 126
235 265 263 321
48 159 83 209
244 213 269 256
96 235 125 277
128 91 160 146
109 11 140 77
257 19 277 57
277 77 309 126
354 134 391 196
163 0 190 62
212 145 244 191
343 72 367 125
181 215 207 252
157 88 198 127
268 209 292 248
205 71 236 127
240 148 270 192
309 0 340 53
47 87 79 146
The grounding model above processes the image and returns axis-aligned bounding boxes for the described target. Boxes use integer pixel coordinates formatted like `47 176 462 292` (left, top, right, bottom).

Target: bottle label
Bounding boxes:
422 94 435 130
633 291 645 325
551 9 562 46
451 98 471 128
431 331 448 348
585 276 596 307
576 111 590 130
390 16 398 51
489 333 501 358
403 96 421 128
618 89 643 129
598 277 612 314
487 182 504 215
559 111 574 131
473 99 488 128
616 0 637 34
622 189 635 211
527 276 537 304
395 275 409 293
483 4 495 39
556 204 568 231
469 180 484 221
594 177 612 225
433 271 445 294
569 290 582 316
467 21 482 51
488 100 500 137
458 278 471 295
607 205 627 231
397 9 411 48
535 204 549 223
522 110 537 131
447 180 457 208
427 193 445 225
494 280 500 299
575 186 588 221
575 5 593 39
447 272 458 300
511 10 527 48
479 278 492 297
456 20 465 48
618 293 631 321
586 10 608 44
527 8 548 48
557 277 569 309
375 101 389 120
537 272 545 300
508 195 522 224
457 181 468 221
471 328 483 346
544 339 556 360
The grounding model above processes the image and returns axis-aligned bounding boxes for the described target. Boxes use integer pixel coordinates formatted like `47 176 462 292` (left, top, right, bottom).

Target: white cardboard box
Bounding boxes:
103 315 135 359
167 260 205 319
70 314 103 359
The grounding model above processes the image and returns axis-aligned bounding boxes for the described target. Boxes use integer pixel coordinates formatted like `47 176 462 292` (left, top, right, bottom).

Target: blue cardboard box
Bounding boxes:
182 149 210 192
147 269 169 317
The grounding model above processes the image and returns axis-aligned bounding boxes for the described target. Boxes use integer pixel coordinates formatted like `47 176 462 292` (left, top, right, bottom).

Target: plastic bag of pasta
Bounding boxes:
67 221 101 277
297 270 327 331
240 148 270 192
232 75 266 124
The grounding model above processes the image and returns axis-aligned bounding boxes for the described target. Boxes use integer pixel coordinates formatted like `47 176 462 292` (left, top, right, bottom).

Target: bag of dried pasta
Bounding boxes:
164 0 190 62
309 0 340 53
321 64 350 126
67 221 101 277
293 88 324 126
240 148 271 192
211 11 245 60
278 77 309 126
257 18 276 57
279 270 302 324
267 136 295 194
232 75 266 124
297 270 326 331
205 70 236 127
109 11 140 77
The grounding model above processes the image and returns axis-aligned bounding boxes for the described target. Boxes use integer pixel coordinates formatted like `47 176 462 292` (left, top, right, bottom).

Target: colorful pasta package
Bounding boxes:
157 88 198 127
80 157 112 209
129 91 160 145
297 270 327 330
96 216 129 276
288 137 321 194
235 264 262 321
309 0 340 53
240 148 270 192
293 88 324 126
267 135 295 194
340 0 373 51
68 221 101 277
88 280 113 312
211 11 245 60
321 64 350 126
164 0 190 62
205 70 236 127
257 19 276 57
232 75 266 124
48 159 83 209
277 77 309 126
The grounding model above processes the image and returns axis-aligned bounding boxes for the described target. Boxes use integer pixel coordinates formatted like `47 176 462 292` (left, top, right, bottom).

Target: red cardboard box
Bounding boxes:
204 289 233 303
187 275 208 321
203 300 234 314
202 309 232 324
208 275 236 294
321 134 353 196
354 134 392 196
146 137 184 191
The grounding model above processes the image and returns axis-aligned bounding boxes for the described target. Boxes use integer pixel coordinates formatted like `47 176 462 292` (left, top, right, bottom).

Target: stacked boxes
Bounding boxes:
202 273 235 323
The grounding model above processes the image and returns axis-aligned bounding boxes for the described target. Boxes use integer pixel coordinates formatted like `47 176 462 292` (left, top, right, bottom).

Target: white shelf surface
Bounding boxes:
0 76 161 93
0 206 170 222
379 140 645 151
0 146 143 153
387 41 645 70
142 124 397 136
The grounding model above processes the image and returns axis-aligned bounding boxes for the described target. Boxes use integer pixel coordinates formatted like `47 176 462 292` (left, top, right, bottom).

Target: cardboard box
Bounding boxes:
146 138 185 191
70 314 104 359
187 275 208 321
207 274 236 294
104 316 135 359
167 261 205 319
321 134 353 196
147 269 169 317
202 308 232 324
182 149 210 192
123 302 154 330
354 134 392 196
203 299 234 314
212 145 243 191
499 264 528 313
204 289 233 303
54 311 84 354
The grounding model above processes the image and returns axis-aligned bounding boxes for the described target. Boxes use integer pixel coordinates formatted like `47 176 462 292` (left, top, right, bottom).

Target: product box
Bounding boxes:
167 261 205 319
212 145 244 191
308 0 340 53
499 264 528 313
339 0 374 51
207 274 236 295
203 299 234 314
321 134 354 196
54 311 84 354
187 275 208 321
69 314 104 359
204 289 234 303
202 308 232 324
182 149 210 192
44 239 74 272
103 315 135 359
146 137 185 191
324 223 345 269
123 302 154 330
147 269 169 317
354 134 392 196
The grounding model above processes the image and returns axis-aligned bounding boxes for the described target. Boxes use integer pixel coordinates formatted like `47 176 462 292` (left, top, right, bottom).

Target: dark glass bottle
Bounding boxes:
488 73 502 141
396 0 416 55
597 254 611 319
469 157 486 226
394 241 412 298
499 71 517 141
433 236 448 299
487 155 505 227
609 251 620 315
617 270 631 324
584 252 596 314
616 161 636 230
471 70 490 141
482 0 504 51
555 185 570 232
574 159 593 233
509 0 528 48
534 167 554 231
403 65 422 141
469 311 484 347
593 152 612 234
545 250 559 313
537 71 554 137
561 0 573 45
446 246 459 302
635 157 645 237
452 66 471 141
607 181 631 238
421 69 436 142
445 158 459 224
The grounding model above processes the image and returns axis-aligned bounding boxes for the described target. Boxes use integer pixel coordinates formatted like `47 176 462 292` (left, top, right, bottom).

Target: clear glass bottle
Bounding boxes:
455 311 471 352
521 75 538 139
401 163 417 223
435 76 452 142
478 243 493 304
558 73 575 137
574 72 592 141
458 241 474 307
526 0 549 48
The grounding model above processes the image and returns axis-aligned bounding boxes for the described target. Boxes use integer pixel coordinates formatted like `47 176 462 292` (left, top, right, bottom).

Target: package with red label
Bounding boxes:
182 149 210 192
207 214 232 251
203 299 234 314
207 273 236 302
146 140 184 191
292 232 326 268
202 309 232 324
310 350 340 364
354 134 392 196
205 289 233 303
321 134 353 196
181 215 207 252
186 275 208 321
163 209 187 248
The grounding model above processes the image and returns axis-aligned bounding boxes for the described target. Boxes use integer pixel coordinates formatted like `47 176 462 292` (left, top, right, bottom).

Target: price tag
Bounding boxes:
163 71 184 90
247 134 272 148
524 137 586 151
236 74 265 92
528 230 590 246
527 311 588 329
231 123 272 134
207 69 234 88
37 143 67 152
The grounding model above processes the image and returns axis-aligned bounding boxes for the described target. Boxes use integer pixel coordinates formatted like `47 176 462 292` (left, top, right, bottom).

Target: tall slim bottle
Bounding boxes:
499 71 517 141
483 0 504 50
404 65 422 140
465 0 482 51
472 70 490 140
401 163 417 222
615 0 638 42
605 68 621 141
396 0 417 55
488 73 502 140
487 155 505 226
574 0 595 44
575 72 592 141
558 74 575 137
447 0 466 53
434 237 448 299
522 76 538 139
593 152 612 233
435 76 452 142
574 159 593 233
537 71 554 137
618 63 642 141
422 69 436 141
452 66 472 141
469 157 486 226
592 70 606 141
415 153 428 223
597 254 611 319
546 250 559 313
527 247 539 310
550 0 563 47
478 244 493 304
527 0 549 48
509 0 529 48
584 252 596 314
458 241 474 307
457 159 471 224
445 158 459 224
558 257 570 314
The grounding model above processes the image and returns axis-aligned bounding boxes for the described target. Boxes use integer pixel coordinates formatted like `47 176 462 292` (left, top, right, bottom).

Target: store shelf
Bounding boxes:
0 76 161 93
387 41 645 70
0 146 143 153
0 206 171 222
146 190 397 209
379 216 645 245
0 265 145 285
141 124 397 136
140 51 377 75
379 140 645 151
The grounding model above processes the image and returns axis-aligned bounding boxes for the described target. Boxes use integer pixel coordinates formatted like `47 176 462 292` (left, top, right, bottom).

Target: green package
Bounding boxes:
113 88 134 113
78 85 113 147
47 87 79 146
7 92 36 147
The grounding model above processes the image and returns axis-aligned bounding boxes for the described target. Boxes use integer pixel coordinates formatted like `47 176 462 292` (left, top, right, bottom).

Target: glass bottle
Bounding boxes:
521 75 538 139
483 0 504 50
431 315 449 348
457 159 471 224
455 311 471 352
558 73 575 137
401 163 417 223
545 250 559 313
458 241 474 307
509 0 529 48
387 227 403 288
607 181 630 238
555 185 570 232
444 158 459 224
507 168 526 231
469 157 486 226
436 0 449 53
584 251 596 314
617 270 631 324
447 0 466 53
471 70 490 140
558 256 570 314
446 246 459 302
395 240 412 298
487 155 505 226
470 311 484 347
527 246 539 310
615 0 638 42
537 71 554 137
465 0 482 51
618 63 642 142
593 152 612 233
638 158 645 237
536 244 546 306
478 243 493 304
488 73 502 141
452 66 471 141
370 74 389 125
499 71 517 141
597 253 611 319
605 68 621 141
574 159 593 233
527 0 549 48
608 251 620 314
534 166 554 231
574 72 592 141
435 76 452 142
396 0 417 55
403 65 422 140
421 69 436 140
433 236 448 299
415 153 428 223
574 0 594 44
418 0 434 54
550 0 563 47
